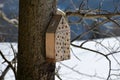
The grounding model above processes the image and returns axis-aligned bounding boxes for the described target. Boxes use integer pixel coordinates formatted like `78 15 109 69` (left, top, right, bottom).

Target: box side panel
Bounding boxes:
46 33 55 62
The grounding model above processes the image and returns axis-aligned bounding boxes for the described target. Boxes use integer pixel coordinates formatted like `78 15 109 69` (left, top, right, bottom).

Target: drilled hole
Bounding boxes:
68 55 70 58
64 43 66 45
67 39 69 41
67 47 69 50
65 26 67 28
61 19 64 24
66 32 68 35
56 54 58 56
56 42 59 44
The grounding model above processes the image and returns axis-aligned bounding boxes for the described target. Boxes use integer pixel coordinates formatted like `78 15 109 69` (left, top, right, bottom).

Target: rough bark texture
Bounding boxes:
17 0 56 80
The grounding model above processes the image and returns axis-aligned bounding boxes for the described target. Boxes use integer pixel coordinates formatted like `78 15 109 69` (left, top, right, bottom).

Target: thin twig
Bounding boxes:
71 43 112 80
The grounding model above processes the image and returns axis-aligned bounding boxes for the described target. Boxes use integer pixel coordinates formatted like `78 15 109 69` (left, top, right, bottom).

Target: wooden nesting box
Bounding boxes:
46 15 70 62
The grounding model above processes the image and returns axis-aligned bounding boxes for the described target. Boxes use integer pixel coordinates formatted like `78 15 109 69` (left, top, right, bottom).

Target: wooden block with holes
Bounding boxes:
46 15 70 62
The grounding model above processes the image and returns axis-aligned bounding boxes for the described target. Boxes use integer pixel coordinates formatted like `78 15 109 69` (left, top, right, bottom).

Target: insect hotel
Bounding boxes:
46 15 70 62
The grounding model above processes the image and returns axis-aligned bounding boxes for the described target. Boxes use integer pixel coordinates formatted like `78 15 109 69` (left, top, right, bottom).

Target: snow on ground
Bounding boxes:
0 43 17 80
56 37 120 80
0 37 120 80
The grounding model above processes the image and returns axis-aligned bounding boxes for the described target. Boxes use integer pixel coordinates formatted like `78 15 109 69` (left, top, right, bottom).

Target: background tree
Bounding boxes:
17 0 56 80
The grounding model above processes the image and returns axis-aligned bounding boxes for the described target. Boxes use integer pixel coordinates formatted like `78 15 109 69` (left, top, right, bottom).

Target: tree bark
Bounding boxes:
17 0 56 80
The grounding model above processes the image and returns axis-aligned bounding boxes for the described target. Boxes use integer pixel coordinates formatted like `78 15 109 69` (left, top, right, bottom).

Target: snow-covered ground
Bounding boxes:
0 43 17 80
0 37 120 80
56 37 120 80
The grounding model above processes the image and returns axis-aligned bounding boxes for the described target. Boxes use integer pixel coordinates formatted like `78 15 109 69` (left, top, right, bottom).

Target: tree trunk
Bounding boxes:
17 0 56 80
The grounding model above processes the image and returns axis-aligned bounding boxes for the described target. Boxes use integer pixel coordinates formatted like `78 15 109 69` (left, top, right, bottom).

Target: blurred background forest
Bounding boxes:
0 0 120 42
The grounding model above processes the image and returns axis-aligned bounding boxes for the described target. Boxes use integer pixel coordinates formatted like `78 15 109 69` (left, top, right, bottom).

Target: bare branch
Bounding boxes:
71 48 81 61
0 65 10 80
0 10 18 26
66 11 120 18
0 50 17 80
0 51 11 65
